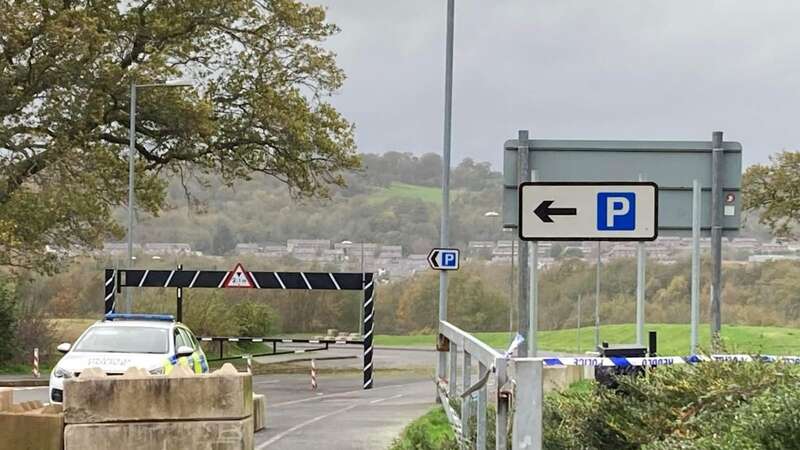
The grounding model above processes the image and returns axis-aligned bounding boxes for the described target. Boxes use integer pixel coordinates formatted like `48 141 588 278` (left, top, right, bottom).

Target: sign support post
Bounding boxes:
517 130 530 357
529 169 538 357
691 179 701 354
636 174 647 346
437 0 455 387
710 131 724 350
595 242 601 348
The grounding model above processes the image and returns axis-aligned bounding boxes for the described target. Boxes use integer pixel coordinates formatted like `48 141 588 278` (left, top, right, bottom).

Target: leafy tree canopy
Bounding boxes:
0 0 358 272
743 151 800 237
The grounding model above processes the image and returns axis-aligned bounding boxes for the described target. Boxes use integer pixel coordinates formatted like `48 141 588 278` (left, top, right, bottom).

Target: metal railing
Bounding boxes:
438 321 543 450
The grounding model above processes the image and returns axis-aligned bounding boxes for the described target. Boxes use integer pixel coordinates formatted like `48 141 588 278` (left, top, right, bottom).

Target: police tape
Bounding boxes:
538 354 800 368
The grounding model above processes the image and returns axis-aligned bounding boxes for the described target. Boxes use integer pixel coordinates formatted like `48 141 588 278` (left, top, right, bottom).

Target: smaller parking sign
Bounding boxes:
428 248 460 271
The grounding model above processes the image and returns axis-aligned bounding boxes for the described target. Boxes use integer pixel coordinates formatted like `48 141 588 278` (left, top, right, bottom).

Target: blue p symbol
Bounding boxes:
597 193 636 230
443 252 457 267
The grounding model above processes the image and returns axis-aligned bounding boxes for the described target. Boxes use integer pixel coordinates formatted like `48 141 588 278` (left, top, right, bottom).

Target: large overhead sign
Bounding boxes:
519 182 658 241
503 139 742 236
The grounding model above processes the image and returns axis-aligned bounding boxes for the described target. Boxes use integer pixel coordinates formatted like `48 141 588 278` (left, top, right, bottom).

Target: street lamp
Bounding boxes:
127 79 193 312
483 211 514 333
341 240 365 336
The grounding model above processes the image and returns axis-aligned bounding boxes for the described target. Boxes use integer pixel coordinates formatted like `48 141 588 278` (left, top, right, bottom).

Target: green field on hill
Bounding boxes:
375 323 800 356
367 182 441 205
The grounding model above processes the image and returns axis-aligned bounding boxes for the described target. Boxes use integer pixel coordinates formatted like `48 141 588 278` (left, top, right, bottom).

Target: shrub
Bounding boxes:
0 282 17 365
543 361 800 449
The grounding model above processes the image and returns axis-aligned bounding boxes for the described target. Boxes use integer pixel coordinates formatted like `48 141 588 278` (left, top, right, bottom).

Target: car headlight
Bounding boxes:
148 366 165 375
53 367 73 379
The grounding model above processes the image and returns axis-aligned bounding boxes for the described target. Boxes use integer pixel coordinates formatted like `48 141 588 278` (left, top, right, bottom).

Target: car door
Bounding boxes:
178 327 208 373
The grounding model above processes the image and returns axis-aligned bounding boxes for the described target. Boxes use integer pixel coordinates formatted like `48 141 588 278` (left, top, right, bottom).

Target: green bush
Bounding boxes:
0 281 17 365
389 407 459 450
544 362 800 449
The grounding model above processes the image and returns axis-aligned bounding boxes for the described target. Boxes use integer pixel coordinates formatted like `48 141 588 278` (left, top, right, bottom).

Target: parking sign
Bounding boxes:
428 248 460 270
519 182 658 241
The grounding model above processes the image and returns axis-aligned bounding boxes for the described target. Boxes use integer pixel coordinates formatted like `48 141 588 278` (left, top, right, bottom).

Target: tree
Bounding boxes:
0 0 358 273
0 280 16 365
743 151 800 237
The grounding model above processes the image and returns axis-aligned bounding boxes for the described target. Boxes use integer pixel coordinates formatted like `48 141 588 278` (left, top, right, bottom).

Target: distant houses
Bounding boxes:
97 236 800 280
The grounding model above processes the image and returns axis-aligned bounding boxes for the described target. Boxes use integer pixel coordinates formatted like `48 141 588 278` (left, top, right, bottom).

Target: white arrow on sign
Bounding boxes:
519 182 658 241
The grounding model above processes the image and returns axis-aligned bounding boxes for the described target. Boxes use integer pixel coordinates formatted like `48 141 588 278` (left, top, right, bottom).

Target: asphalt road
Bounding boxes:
8 346 572 448
8 349 440 450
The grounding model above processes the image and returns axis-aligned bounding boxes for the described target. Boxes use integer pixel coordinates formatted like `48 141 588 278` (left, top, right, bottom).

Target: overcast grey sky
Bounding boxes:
311 1 800 168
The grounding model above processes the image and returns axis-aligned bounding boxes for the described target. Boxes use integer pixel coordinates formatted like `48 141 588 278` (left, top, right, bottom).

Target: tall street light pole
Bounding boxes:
437 0 455 385
127 79 192 313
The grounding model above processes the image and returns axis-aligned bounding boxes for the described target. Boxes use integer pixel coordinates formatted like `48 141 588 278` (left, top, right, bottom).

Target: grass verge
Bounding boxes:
376 323 800 355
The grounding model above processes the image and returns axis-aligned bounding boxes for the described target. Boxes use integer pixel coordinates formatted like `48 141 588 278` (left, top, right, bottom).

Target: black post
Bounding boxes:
363 273 375 389
648 331 657 356
104 269 116 314
219 340 224 360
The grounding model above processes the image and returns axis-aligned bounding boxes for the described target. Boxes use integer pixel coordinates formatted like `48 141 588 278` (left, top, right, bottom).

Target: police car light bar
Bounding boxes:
104 313 175 322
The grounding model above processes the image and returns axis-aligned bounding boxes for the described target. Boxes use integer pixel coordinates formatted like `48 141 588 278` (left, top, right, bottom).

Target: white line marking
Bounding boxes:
369 393 403 404
274 273 286 289
105 275 114 286
364 311 373 323
253 338 263 343
217 273 228 288
256 403 360 449
201 338 212 342
189 271 200 288
364 280 374 291
270 381 426 408
251 273 261 289
164 270 175 287
300 272 312 289
228 338 239 342
328 273 341 290
138 270 149 287
365 295 374 308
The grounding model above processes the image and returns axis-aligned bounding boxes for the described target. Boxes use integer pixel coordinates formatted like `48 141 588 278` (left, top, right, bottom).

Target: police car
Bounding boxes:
49 313 209 403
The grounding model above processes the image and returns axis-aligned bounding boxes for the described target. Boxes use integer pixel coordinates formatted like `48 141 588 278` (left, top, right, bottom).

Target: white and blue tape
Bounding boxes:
538 354 800 367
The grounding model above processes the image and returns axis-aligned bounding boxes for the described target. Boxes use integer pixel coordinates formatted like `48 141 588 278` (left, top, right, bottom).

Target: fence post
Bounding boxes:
461 352 472 446
512 359 543 450
449 342 458 397
496 357 509 450
33 348 40 378
477 362 488 450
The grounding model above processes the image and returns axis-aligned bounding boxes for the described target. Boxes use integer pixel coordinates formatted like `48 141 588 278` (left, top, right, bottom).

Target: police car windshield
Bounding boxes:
73 326 169 354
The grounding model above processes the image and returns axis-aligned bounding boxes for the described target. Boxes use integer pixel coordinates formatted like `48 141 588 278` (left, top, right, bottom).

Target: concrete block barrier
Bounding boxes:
543 365 584 392
64 367 253 424
0 391 64 450
64 417 254 450
0 388 12 411
253 394 266 432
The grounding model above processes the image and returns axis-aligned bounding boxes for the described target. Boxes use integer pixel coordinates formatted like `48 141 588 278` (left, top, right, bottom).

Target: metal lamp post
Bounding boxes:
127 79 192 313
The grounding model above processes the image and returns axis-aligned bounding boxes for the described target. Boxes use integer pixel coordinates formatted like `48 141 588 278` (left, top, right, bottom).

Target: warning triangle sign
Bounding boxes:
223 263 254 288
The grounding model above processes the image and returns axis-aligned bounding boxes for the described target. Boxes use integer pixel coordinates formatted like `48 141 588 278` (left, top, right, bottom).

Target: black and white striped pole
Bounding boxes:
363 272 375 389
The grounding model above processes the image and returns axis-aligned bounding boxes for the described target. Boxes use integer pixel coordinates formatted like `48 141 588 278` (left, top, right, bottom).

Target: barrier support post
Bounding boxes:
512 359 543 450
363 273 375 389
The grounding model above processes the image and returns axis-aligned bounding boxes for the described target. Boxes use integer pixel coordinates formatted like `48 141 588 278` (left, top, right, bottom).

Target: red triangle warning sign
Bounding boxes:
223 263 254 288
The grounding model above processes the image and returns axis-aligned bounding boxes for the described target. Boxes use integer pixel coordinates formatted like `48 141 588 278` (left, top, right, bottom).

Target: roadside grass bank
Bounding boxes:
391 362 800 449
376 323 800 355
